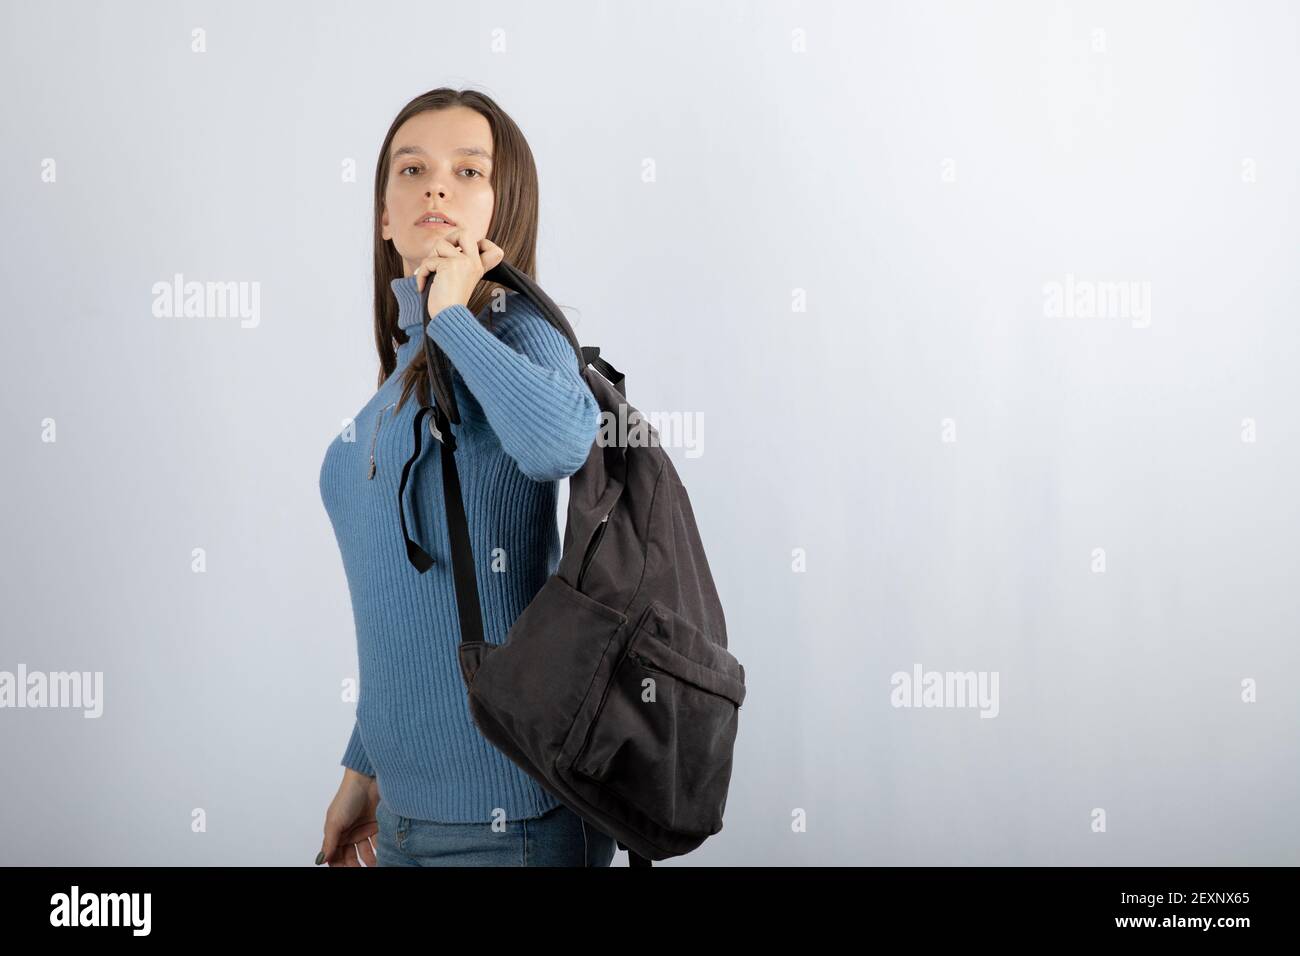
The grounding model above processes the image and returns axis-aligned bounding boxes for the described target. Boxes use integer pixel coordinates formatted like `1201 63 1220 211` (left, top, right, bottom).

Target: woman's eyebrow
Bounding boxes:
391 145 493 164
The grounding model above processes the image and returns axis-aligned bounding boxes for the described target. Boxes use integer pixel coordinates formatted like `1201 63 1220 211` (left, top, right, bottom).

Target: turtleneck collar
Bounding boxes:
392 274 426 333
391 274 430 365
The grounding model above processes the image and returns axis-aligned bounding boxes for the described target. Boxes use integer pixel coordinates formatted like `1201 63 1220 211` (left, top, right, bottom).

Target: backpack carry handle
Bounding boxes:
581 346 626 397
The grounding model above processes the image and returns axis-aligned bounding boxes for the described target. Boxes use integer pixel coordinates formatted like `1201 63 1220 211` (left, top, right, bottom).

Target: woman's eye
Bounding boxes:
399 165 482 179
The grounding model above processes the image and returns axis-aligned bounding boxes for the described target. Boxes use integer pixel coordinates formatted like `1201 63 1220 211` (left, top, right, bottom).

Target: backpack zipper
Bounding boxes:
575 510 611 591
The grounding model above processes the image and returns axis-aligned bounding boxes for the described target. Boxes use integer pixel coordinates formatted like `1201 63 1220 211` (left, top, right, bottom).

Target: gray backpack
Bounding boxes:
396 262 746 866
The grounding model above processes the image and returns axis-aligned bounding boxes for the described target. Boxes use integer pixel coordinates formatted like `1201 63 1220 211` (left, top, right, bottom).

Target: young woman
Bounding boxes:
314 88 613 867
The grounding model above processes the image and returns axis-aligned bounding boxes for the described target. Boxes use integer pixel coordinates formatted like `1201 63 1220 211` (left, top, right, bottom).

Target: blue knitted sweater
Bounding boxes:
319 274 599 822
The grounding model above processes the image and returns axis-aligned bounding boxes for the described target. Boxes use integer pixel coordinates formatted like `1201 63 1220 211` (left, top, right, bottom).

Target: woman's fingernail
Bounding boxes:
315 850 325 865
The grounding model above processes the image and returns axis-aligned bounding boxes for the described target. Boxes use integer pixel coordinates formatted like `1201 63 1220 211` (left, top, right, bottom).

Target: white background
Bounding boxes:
1 0 1296 864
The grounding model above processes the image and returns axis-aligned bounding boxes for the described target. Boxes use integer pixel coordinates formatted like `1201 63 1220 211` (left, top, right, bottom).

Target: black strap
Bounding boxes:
396 404 438 573
580 346 626 397
396 261 647 862
617 841 653 867
435 403 485 645
396 263 612 656
396 399 486 645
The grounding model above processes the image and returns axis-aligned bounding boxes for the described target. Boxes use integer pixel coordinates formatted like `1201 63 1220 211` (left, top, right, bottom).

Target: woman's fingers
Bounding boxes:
414 236 469 292
459 230 482 267
357 834 378 867
414 257 446 293
479 239 504 271
431 227 466 255
412 231 498 295
415 262 433 293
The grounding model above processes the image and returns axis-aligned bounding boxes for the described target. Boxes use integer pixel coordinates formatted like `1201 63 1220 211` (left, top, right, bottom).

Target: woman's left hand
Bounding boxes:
414 229 505 318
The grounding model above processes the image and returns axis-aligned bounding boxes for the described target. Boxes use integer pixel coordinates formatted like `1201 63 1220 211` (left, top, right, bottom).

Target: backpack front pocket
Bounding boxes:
464 574 628 777
571 600 745 838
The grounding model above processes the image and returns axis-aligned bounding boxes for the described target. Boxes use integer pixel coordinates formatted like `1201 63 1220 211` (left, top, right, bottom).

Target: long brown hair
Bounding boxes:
372 88 540 412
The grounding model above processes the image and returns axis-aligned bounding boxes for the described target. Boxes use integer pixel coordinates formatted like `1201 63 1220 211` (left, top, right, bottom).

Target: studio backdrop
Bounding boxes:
1 0 1297 865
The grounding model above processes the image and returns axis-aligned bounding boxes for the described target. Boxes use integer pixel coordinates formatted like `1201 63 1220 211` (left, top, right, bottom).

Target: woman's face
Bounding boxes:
381 106 495 277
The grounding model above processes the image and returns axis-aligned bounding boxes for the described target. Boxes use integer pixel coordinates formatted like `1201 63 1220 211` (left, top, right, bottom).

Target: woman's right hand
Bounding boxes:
317 769 380 866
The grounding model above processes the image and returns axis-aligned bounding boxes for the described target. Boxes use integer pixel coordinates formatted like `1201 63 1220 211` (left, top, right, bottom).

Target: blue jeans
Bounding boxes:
375 797 617 867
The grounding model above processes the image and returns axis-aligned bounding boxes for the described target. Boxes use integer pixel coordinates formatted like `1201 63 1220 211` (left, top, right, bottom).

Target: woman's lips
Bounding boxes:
415 219 455 229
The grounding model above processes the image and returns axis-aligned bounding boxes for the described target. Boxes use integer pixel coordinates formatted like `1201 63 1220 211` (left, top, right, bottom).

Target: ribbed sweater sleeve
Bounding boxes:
341 719 375 777
423 294 599 482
